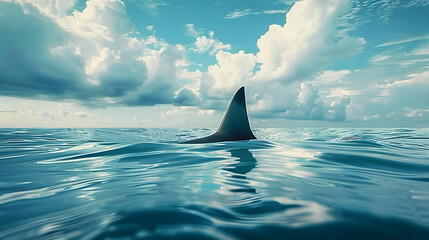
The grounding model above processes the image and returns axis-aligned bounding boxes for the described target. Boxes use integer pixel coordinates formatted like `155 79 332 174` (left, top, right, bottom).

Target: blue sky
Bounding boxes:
0 0 428 128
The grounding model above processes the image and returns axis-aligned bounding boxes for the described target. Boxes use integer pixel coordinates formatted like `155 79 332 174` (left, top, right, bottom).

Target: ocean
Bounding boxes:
0 128 428 239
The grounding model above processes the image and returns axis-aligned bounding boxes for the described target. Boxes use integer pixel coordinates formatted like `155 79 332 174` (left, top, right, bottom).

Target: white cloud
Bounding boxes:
201 50 256 98
352 0 429 23
132 0 168 15
314 70 352 85
254 0 365 83
74 111 97 118
277 0 300 5
225 8 289 19
185 25 231 55
383 71 429 109
376 34 429 48
404 108 429 118
124 44 189 105
247 81 351 121
185 23 203 38
0 0 191 107
145 25 154 31
225 9 252 19
372 55 392 62
194 35 231 55
201 0 364 121
411 44 429 56
263 9 288 14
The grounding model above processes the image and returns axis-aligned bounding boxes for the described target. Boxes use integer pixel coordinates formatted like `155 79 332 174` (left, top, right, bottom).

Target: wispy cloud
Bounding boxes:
377 34 429 47
132 0 168 15
185 23 203 38
225 8 288 19
225 9 253 19
262 9 288 14
371 54 392 62
350 0 429 24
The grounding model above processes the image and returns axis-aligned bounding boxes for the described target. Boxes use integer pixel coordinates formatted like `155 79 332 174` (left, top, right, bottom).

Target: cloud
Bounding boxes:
376 34 429 48
225 9 252 19
248 81 351 121
130 0 168 15
412 44 429 56
185 24 231 55
351 0 429 23
371 54 392 62
262 9 288 14
193 35 231 55
254 0 365 83
122 44 188 105
145 25 154 31
201 50 257 99
0 0 188 107
173 88 199 106
383 71 429 110
74 111 97 118
201 0 364 121
319 44 429 123
277 0 300 5
225 8 288 19
185 23 203 38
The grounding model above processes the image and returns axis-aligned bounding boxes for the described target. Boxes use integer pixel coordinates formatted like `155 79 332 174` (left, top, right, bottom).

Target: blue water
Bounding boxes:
0 128 429 239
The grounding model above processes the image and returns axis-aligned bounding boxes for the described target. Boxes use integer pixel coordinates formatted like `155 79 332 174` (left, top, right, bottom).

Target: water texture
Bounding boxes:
0 128 428 239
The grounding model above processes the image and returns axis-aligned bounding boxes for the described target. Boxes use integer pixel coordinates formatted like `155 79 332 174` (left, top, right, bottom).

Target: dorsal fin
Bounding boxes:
216 86 256 140
184 86 256 143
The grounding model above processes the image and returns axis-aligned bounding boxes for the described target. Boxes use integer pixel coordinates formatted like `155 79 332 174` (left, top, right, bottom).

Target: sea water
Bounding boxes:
0 128 428 239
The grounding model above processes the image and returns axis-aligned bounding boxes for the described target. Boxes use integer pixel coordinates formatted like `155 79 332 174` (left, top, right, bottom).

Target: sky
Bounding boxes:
0 0 428 128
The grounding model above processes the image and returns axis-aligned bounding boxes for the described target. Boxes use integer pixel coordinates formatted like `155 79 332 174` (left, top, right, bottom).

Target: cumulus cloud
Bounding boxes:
200 0 363 121
0 0 193 107
201 50 256 99
173 88 199 106
293 82 351 121
248 81 351 121
254 0 365 83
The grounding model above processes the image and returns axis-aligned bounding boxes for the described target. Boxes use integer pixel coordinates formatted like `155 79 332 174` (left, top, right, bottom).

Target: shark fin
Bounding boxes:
184 86 256 144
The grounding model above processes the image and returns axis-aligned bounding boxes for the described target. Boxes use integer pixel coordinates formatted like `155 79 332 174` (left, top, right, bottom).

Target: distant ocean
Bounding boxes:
1 128 428 239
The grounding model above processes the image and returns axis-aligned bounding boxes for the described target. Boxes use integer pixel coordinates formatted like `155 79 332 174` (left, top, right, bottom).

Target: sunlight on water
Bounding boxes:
0 128 429 239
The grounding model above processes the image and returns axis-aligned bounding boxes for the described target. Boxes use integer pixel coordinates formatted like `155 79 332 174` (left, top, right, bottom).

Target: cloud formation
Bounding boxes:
1 0 427 126
0 0 195 107
254 0 365 83
201 0 365 121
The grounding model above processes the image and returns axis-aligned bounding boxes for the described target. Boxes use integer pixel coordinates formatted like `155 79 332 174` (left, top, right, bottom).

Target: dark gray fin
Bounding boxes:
184 86 256 144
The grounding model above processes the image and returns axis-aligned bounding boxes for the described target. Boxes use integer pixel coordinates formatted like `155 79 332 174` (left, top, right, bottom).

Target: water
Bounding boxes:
0 128 428 240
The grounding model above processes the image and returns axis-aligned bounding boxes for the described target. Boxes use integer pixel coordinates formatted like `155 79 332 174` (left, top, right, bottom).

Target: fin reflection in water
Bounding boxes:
223 148 257 193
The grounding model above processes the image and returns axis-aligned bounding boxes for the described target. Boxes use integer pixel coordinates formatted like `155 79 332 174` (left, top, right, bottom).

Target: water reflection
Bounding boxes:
223 148 257 193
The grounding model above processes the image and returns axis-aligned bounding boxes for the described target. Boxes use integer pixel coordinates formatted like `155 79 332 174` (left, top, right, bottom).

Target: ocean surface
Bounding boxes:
0 128 428 240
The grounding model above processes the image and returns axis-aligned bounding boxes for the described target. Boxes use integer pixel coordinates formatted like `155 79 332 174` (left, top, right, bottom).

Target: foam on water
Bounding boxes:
0 128 429 239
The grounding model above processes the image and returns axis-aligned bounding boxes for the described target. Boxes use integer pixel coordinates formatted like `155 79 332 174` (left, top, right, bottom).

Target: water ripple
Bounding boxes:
0 128 428 239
